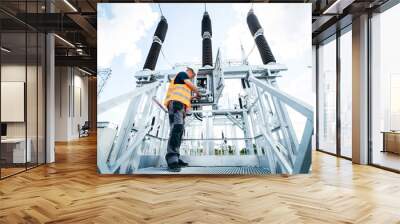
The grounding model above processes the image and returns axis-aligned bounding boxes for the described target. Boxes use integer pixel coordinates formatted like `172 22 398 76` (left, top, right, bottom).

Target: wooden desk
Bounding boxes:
1 138 31 163
382 131 400 154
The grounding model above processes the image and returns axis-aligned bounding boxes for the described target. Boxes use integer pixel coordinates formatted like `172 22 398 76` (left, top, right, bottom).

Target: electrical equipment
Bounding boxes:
191 50 224 107
202 11 213 67
192 68 214 105
190 10 221 107
247 9 276 65
143 16 168 71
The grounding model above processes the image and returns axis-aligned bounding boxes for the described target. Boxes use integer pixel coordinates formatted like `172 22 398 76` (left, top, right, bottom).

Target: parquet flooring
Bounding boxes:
0 167 26 178
1 135 400 223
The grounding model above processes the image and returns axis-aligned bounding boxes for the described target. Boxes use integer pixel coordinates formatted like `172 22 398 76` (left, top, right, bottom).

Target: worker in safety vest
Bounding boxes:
163 67 201 172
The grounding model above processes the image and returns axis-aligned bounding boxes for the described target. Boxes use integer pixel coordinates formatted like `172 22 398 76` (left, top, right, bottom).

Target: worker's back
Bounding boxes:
173 71 189 84
164 71 192 109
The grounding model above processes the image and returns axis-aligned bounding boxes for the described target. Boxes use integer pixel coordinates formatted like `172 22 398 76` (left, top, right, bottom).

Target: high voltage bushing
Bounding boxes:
143 16 168 71
201 11 213 67
246 9 276 64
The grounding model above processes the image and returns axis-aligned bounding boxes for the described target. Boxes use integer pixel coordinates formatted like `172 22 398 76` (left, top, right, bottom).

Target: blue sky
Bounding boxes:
97 3 313 137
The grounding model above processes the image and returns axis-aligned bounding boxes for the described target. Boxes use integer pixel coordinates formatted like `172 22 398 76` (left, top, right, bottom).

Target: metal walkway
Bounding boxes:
135 166 271 175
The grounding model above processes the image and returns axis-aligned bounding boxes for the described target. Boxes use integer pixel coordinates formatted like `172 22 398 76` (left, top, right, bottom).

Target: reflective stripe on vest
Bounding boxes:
164 75 192 109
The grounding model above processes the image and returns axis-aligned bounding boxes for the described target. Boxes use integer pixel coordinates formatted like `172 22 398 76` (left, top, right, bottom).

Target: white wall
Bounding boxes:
71 72 89 138
1 65 27 141
1 63 46 163
1 65 41 138
55 67 89 141
1 65 26 133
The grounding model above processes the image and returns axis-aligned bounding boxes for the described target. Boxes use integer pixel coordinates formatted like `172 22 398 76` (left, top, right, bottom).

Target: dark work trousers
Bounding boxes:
165 101 186 165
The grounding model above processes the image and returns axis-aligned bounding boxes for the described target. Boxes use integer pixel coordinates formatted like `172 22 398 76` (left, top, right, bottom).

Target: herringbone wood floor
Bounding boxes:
1 135 400 224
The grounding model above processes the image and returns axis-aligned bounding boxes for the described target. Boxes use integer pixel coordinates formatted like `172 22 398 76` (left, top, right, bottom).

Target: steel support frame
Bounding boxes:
99 61 313 174
248 68 314 174
98 81 162 173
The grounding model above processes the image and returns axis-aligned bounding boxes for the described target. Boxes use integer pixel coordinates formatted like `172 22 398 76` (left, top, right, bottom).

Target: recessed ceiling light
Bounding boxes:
78 67 93 76
323 0 354 15
1 47 11 53
54 34 75 48
63 0 78 12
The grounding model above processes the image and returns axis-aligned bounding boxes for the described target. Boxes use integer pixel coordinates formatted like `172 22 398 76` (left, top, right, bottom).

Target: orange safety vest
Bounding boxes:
164 75 192 109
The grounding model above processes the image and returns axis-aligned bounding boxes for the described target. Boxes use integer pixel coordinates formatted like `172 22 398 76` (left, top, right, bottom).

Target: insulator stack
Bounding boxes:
143 16 168 70
201 11 213 67
246 9 276 64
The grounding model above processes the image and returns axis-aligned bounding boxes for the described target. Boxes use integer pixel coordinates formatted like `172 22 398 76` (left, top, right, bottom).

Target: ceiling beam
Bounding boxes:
55 55 96 71
14 13 82 32
67 13 97 46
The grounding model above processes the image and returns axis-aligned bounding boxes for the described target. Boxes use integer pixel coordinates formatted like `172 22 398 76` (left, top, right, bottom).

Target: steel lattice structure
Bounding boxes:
97 68 112 97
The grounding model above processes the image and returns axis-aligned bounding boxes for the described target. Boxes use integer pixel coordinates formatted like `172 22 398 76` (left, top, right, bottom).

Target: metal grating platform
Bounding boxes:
134 166 271 175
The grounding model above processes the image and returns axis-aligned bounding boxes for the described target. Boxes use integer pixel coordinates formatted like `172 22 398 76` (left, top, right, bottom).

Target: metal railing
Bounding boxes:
98 78 170 174
247 67 314 174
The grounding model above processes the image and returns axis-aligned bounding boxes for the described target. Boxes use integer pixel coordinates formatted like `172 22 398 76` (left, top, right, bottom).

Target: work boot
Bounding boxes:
167 162 181 172
178 159 188 167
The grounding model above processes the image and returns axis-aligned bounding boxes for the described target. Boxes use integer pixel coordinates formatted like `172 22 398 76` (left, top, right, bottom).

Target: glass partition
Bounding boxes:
0 1 46 179
1 30 28 177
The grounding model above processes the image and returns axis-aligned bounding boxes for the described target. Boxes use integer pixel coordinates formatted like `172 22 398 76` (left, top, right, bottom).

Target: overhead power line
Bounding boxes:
157 3 164 16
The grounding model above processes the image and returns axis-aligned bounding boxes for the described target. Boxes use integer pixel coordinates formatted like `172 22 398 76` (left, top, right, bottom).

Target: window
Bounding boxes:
370 3 400 171
339 28 352 158
317 36 337 154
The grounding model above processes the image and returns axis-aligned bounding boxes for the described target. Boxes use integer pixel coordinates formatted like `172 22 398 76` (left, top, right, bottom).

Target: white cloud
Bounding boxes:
97 4 159 68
